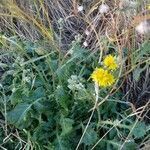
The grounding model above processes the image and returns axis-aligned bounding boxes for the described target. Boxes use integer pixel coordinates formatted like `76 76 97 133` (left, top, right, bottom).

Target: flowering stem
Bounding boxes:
75 82 99 150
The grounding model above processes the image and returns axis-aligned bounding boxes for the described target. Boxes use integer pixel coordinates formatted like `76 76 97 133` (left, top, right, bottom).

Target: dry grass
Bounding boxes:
0 0 149 48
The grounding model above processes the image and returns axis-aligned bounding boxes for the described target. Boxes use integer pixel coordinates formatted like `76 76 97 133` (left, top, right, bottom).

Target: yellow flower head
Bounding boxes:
147 4 150 10
91 68 115 87
103 55 118 70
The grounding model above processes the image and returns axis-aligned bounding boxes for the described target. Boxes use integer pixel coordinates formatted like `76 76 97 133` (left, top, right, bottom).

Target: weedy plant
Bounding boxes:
0 0 150 150
0 35 149 150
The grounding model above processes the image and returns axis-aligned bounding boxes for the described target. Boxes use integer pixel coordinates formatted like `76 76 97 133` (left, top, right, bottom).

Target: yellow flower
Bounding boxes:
103 55 118 70
91 68 115 87
147 4 150 10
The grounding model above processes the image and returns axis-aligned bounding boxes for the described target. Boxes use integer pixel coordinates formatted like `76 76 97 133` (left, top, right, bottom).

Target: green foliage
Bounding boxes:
82 126 98 146
60 116 74 136
7 103 32 129
0 39 149 150
131 122 147 139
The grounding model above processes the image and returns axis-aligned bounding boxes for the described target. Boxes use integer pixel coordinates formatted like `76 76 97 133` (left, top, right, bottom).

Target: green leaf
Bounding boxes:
56 44 86 81
133 65 147 82
7 103 32 129
34 76 44 87
10 88 23 105
7 92 43 129
23 87 45 103
31 86 45 100
82 126 98 146
33 122 53 143
47 59 58 72
132 122 147 138
71 44 86 59
54 136 72 150
60 116 74 136
109 129 117 139
56 63 73 81
134 41 150 63
55 86 69 112
0 62 8 68
123 140 137 150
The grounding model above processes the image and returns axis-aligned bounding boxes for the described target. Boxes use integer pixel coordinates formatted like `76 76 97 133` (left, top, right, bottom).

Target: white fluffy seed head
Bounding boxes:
85 30 90 36
99 4 109 14
83 41 88 47
77 5 83 12
135 21 150 35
